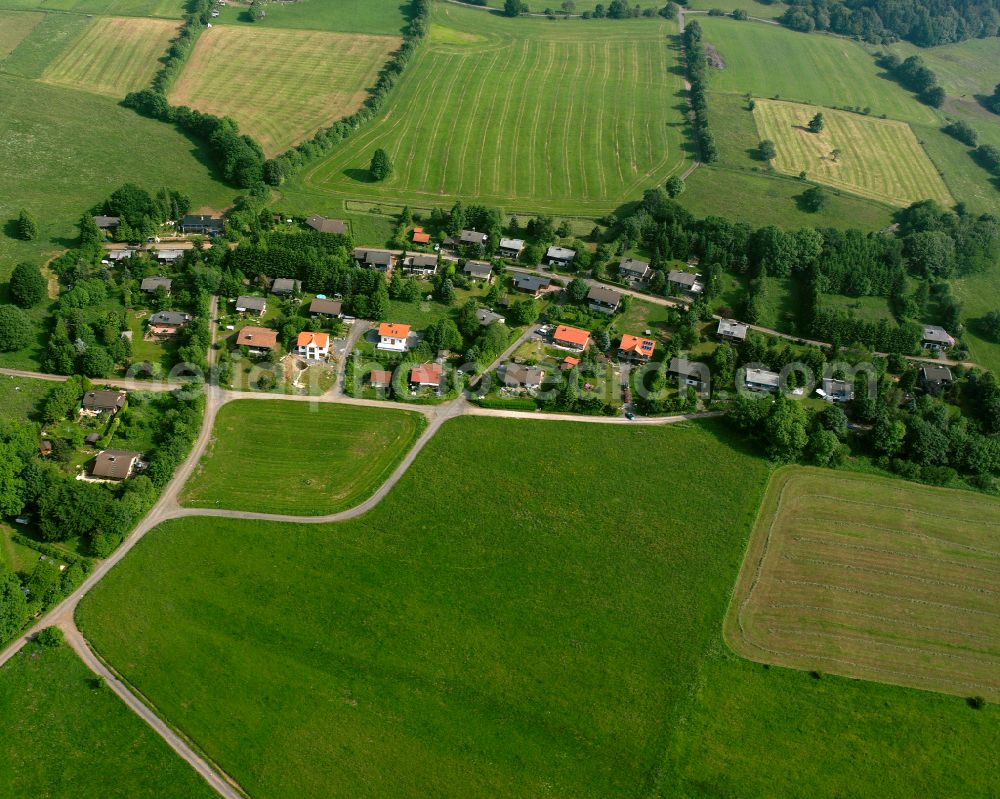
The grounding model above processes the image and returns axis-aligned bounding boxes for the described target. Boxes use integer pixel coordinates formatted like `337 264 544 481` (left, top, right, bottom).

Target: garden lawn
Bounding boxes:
283 2 688 216
80 417 772 799
169 26 401 157
40 15 180 97
0 642 217 799
753 99 953 207
179 399 425 514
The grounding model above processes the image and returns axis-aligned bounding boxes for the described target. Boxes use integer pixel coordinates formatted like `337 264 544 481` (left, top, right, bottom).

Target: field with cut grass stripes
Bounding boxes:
169 26 400 157
41 16 179 97
754 99 952 207
180 399 425 515
285 2 688 215
727 467 1000 699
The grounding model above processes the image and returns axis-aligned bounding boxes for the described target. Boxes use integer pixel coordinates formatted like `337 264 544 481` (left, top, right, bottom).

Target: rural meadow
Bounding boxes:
1 0 1000 797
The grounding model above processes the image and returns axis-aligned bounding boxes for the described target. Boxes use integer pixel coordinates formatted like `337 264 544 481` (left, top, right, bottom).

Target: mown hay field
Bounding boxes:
0 10 43 58
288 3 688 215
40 16 180 97
180 399 425 515
169 26 401 157
727 466 1000 700
754 99 953 207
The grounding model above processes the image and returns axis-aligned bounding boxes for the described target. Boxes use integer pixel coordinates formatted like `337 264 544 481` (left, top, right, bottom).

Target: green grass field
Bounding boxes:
0 374 50 421
41 15 179 97
727 467 1000 698
281 2 689 216
0 9 43 57
0 642 217 799
953 270 1000 376
0 0 183 16
211 0 410 35
0 11 90 78
180 399 425 514
80 417 773 799
754 99 953 207
169 26 401 157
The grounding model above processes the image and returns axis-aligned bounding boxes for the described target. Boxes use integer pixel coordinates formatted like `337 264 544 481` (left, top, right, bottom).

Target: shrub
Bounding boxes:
35 626 64 647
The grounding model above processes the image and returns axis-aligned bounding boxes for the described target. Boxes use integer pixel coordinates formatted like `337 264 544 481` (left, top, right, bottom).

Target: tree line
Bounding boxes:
681 21 719 164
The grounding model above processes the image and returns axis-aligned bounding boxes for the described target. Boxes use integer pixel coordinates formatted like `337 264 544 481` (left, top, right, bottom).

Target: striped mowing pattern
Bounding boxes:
41 16 180 98
754 99 953 208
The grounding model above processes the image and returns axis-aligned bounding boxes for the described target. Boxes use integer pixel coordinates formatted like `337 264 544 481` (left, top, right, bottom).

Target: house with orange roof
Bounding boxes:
412 228 431 245
552 324 591 351
409 362 443 388
560 356 581 371
368 369 393 389
618 334 656 362
235 326 278 356
377 322 411 352
296 331 330 360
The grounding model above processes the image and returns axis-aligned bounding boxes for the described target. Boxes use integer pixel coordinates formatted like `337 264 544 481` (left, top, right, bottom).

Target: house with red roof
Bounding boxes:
552 325 590 351
409 362 443 388
296 331 330 360
618 334 656 363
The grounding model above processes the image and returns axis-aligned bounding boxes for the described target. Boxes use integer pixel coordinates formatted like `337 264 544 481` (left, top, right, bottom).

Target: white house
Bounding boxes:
377 322 411 352
296 331 330 360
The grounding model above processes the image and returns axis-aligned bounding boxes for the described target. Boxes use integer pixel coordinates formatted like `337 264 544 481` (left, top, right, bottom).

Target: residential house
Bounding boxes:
155 248 184 264
667 270 703 295
271 278 302 296
476 308 505 327
744 367 781 393
147 311 192 338
587 285 621 314
369 369 393 389
377 322 411 352
180 214 224 235
309 298 342 318
545 246 576 268
552 324 590 351
91 449 141 481
105 248 137 262
668 357 710 394
459 229 488 247
502 363 544 390
411 227 432 245
619 257 650 283
304 215 346 235
81 390 127 417
920 364 953 393
512 274 551 298
560 356 580 371
820 378 854 402
353 248 395 272
235 326 278 355
404 254 438 276
922 325 955 350
296 331 330 360
498 238 524 259
716 318 749 344
619 334 656 362
93 215 120 230
462 260 493 283
410 362 443 389
140 276 172 294
235 296 267 315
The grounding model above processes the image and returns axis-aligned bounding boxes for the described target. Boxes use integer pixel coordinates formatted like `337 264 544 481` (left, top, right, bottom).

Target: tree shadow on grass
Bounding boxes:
3 218 20 241
343 168 377 184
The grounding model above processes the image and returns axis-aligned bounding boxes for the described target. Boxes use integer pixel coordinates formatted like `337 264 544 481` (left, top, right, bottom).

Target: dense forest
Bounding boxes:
779 0 1000 46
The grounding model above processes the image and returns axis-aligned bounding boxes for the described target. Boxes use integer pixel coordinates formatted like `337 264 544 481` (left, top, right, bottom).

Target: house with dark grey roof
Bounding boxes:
920 364 953 393
155 248 184 264
459 229 488 246
235 296 267 315
820 378 854 402
140 276 172 294
716 318 749 343
545 246 576 268
180 215 224 235
921 325 955 350
587 285 621 314
476 308 505 327
744 367 781 393
304 215 347 235
148 311 192 337
81 390 127 417
462 260 493 283
91 449 141 481
353 248 395 271
271 278 302 296
668 270 703 295
512 274 551 298
404 254 438 276
502 363 545 390
668 358 710 394
498 238 524 259
93 215 120 230
309 298 342 318
619 257 650 282
105 248 137 262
